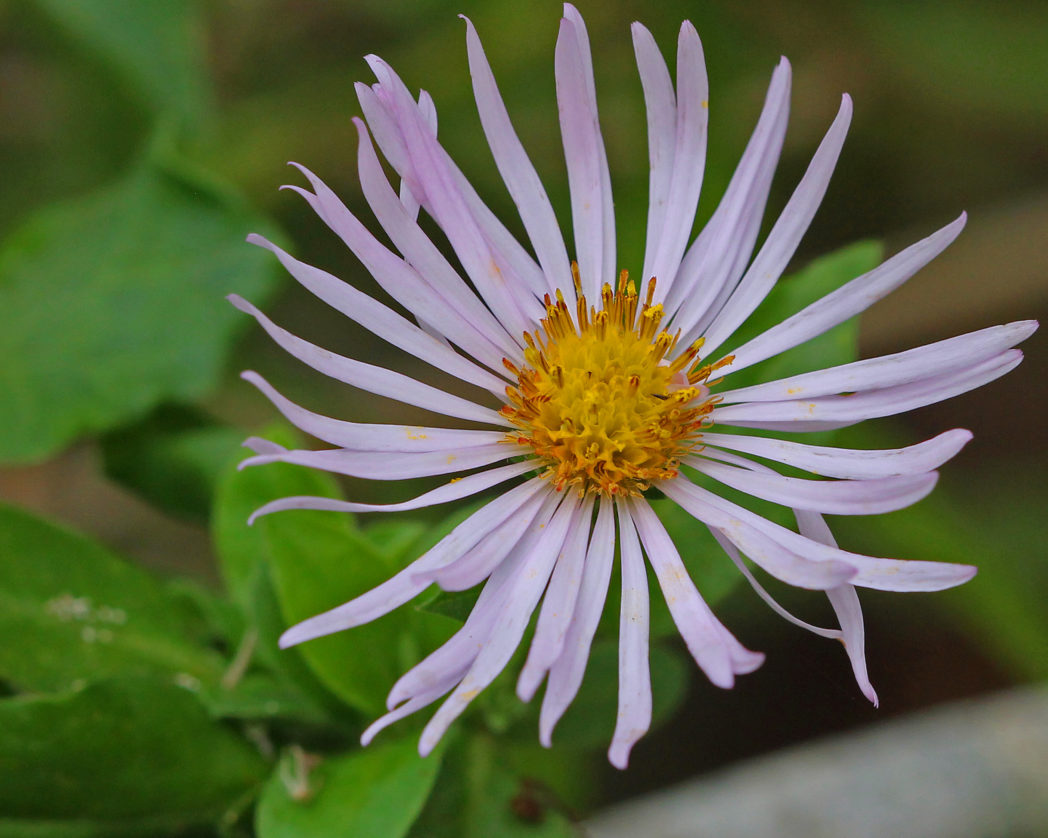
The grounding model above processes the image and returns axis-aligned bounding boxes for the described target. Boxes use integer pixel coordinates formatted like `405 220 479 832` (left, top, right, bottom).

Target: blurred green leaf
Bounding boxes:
30 0 210 128
0 678 267 836
0 503 224 693
0 158 281 465
416 587 481 623
213 425 458 715
256 739 442 838
408 733 578 838
102 404 244 522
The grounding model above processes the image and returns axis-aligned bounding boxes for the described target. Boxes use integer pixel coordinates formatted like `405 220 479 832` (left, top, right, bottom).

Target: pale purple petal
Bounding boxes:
539 496 615 746
686 456 939 515
795 510 879 706
277 478 546 648
712 349 1023 429
365 57 543 336
556 4 615 300
665 58 791 329
247 234 507 395
660 478 857 590
227 295 505 427
248 461 536 524
717 214 967 377
630 498 763 687
716 320 1038 404
700 429 972 479
463 16 572 299
698 95 852 354
517 494 596 702
350 117 523 363
423 489 554 592
281 161 513 374
417 493 582 755
641 22 708 298
664 477 976 592
241 371 506 452
632 22 677 285
239 442 522 482
608 499 652 770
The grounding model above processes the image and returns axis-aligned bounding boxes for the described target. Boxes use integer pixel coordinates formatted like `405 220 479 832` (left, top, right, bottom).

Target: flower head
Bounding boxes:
233 4 1036 768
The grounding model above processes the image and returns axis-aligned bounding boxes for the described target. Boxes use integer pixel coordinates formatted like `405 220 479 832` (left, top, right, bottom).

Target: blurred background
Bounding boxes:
0 0 1045 833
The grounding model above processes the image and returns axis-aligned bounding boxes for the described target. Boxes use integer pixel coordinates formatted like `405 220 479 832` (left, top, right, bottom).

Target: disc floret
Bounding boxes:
502 269 729 496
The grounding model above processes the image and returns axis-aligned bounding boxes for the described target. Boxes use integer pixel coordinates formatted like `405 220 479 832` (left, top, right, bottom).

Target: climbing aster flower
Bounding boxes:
232 5 1036 768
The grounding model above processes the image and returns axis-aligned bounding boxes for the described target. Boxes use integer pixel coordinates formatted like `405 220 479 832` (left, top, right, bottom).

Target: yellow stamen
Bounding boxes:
503 268 718 497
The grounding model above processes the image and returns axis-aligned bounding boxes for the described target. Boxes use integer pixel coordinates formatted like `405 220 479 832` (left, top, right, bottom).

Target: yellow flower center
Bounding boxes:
501 269 730 497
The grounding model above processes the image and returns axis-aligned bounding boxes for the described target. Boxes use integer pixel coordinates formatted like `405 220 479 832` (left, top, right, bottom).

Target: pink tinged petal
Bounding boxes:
716 320 1039 404
247 461 537 524
699 95 853 355
645 22 709 300
632 22 676 287
387 536 538 712
239 443 523 481
718 214 967 377
685 456 939 515
664 58 791 328
556 5 616 301
227 295 505 427
278 162 511 370
699 429 973 480
712 349 1024 429
517 494 596 702
417 493 582 756
240 371 505 452
665 477 976 592
350 117 523 364
463 16 572 299
659 478 856 590
364 58 543 338
608 499 652 770
247 234 507 395
361 73 551 307
708 527 841 640
629 498 763 687
397 90 438 221
794 509 879 706
539 496 615 747
423 489 554 592
277 478 547 648
361 674 461 748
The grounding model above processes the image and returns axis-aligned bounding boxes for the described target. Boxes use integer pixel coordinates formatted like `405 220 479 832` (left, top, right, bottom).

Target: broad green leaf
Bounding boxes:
256 739 442 838
30 0 210 127
0 159 281 464
0 503 224 692
102 404 244 522
0 678 267 835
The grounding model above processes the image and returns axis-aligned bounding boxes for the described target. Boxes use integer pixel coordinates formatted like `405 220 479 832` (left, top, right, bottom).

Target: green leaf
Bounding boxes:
102 404 244 522
0 678 267 835
0 159 281 465
416 588 482 623
30 0 210 128
256 739 442 838
408 734 578 838
0 503 224 693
